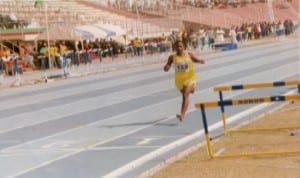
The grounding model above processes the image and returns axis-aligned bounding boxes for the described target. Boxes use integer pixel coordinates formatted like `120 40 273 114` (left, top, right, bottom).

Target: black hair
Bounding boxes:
175 40 184 47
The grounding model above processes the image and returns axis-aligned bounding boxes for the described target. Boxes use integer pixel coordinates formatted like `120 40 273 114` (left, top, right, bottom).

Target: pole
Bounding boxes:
134 0 144 63
117 0 120 10
44 3 51 70
298 24 300 94
134 0 139 38
267 0 275 22
0 35 3 84
200 105 214 159
218 91 228 134
298 0 300 93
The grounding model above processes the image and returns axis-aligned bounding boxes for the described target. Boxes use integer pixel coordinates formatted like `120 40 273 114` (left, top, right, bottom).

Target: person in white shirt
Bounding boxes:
229 26 237 44
216 27 225 43
199 27 206 50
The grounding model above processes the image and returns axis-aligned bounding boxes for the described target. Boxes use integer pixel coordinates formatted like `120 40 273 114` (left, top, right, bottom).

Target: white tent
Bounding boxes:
72 28 94 40
93 23 126 37
75 25 108 39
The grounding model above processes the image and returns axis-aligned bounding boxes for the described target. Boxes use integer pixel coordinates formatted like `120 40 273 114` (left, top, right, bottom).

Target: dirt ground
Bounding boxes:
151 101 300 178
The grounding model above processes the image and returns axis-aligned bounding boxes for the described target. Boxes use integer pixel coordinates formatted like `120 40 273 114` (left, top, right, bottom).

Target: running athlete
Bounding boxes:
164 40 205 121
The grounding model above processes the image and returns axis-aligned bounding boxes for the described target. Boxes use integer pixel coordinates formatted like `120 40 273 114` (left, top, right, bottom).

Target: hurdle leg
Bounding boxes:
218 91 228 134
200 105 214 159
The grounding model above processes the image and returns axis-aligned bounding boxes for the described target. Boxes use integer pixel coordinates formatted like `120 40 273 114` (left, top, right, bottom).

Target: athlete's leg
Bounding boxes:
190 83 195 94
177 84 194 121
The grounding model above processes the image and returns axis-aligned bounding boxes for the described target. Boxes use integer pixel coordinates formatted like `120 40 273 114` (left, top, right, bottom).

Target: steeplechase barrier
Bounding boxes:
195 93 300 159
194 80 300 158
214 80 300 133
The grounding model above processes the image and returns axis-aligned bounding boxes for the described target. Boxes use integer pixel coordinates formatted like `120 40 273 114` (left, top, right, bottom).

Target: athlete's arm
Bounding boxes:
189 52 205 64
164 55 173 72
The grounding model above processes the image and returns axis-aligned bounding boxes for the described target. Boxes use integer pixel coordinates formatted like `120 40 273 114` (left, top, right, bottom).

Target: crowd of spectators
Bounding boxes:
108 0 279 12
30 38 123 69
0 17 298 75
0 37 123 75
185 19 297 50
87 17 297 59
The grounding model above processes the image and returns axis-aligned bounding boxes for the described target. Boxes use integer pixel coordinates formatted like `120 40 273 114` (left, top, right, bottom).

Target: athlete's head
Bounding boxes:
175 40 184 55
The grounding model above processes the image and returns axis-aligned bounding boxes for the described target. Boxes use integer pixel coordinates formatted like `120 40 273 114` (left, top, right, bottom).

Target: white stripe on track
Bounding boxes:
102 91 297 178
0 40 296 109
5 116 175 178
0 55 297 134
2 41 299 177
1 61 297 147
101 103 271 178
3 71 298 178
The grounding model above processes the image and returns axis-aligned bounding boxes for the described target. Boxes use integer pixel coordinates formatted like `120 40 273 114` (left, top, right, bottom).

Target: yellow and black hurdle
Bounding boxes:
195 93 300 158
214 80 300 133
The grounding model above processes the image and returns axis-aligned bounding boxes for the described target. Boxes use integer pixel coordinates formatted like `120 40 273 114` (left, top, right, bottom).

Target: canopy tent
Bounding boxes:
93 24 115 37
93 23 126 37
72 27 94 40
37 25 117 41
75 25 108 39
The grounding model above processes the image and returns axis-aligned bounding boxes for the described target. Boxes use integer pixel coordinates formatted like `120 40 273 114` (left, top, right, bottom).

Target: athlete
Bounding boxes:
164 40 205 121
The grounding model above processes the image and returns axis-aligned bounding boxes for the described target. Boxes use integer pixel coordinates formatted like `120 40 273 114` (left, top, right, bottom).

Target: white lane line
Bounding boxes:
0 140 22 144
0 149 76 157
0 42 296 109
0 41 296 109
132 135 184 139
0 80 174 134
2 63 297 152
5 116 174 178
0 70 166 110
101 103 272 178
200 51 298 81
1 64 296 164
3 61 298 177
0 56 165 97
1 145 160 157
41 140 76 149
136 138 159 146
6 85 297 178
197 53 296 82
0 53 296 134
88 146 161 150
0 38 295 98
102 89 298 178
199 39 295 60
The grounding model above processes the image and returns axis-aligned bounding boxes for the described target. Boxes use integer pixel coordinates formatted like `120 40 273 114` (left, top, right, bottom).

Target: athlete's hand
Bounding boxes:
164 64 171 72
199 59 205 64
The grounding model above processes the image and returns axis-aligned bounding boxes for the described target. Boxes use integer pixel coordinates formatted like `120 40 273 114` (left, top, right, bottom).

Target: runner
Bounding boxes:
164 40 205 121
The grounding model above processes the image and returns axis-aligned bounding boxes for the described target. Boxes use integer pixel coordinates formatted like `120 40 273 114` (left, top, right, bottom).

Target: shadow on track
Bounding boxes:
98 117 178 128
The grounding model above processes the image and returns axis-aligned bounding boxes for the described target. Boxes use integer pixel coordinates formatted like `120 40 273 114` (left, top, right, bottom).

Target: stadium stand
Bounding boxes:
1 0 297 40
0 0 179 40
105 0 299 29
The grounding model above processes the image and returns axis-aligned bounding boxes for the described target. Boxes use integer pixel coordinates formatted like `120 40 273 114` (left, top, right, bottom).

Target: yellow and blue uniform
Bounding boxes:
173 52 196 90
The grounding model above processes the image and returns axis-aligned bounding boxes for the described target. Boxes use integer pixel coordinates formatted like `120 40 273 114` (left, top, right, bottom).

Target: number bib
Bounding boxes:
175 60 189 73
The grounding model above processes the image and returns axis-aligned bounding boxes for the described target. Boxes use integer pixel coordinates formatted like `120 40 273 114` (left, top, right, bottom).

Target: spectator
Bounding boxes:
229 26 238 43
216 27 225 43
